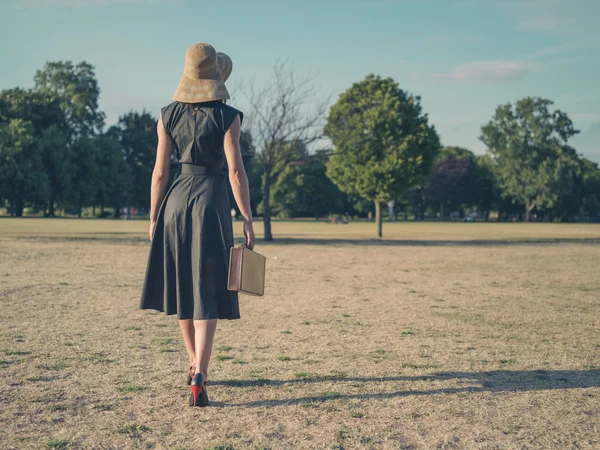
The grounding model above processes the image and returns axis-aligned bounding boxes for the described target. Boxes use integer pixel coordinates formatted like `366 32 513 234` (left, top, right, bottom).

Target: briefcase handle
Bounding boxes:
240 239 254 250
240 243 256 252
242 227 254 250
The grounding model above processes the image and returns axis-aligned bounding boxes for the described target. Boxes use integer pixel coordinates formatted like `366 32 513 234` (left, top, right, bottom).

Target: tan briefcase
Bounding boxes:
227 245 266 296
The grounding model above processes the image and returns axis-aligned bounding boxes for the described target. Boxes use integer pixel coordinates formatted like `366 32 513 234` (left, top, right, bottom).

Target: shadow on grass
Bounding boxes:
208 369 600 408
10 234 600 247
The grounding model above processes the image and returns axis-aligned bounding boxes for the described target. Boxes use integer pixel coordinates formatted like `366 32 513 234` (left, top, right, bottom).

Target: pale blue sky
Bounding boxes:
1 0 599 162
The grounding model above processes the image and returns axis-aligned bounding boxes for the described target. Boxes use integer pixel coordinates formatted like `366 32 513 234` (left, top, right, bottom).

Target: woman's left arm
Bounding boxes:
149 114 173 240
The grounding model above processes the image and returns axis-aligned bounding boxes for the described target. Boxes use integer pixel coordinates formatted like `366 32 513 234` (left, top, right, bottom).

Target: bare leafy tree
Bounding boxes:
239 61 330 241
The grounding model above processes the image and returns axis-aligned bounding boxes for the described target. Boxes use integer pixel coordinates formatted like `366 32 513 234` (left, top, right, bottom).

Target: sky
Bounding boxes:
1 0 599 162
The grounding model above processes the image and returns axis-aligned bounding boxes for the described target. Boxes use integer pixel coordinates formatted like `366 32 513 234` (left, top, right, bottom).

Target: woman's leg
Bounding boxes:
193 319 218 380
178 319 196 368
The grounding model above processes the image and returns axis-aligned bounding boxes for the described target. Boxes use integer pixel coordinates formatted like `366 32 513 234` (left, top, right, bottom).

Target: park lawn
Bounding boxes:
0 220 598 449
1 217 600 243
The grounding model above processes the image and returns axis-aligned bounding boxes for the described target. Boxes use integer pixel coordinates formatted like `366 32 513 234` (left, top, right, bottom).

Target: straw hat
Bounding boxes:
172 43 230 103
217 52 233 82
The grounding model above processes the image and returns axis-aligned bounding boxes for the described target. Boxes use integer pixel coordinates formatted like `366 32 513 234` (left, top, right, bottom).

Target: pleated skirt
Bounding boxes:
139 168 240 320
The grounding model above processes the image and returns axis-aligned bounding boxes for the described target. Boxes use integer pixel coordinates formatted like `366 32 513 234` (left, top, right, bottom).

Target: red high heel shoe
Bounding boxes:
189 373 209 407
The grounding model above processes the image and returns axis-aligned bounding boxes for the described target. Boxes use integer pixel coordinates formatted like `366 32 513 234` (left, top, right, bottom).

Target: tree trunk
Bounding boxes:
14 196 24 217
387 200 395 221
440 202 445 221
375 201 382 238
262 174 273 241
48 194 55 217
420 188 426 221
524 203 534 222
78 205 82 219
93 205 96 217
484 210 490 222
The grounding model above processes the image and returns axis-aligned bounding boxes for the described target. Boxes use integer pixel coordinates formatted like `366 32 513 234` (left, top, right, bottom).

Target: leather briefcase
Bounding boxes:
227 245 266 296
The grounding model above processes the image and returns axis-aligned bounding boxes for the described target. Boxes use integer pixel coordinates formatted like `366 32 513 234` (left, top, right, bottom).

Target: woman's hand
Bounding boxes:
243 220 255 250
149 220 157 241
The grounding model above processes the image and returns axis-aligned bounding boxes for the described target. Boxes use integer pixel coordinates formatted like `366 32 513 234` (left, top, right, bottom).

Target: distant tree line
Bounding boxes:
1 61 599 238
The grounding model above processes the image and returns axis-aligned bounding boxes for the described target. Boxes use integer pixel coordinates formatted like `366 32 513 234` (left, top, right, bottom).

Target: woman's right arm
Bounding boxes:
148 114 172 240
224 114 255 249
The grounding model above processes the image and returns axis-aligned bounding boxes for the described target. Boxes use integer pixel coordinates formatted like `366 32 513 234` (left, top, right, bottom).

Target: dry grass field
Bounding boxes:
0 218 599 449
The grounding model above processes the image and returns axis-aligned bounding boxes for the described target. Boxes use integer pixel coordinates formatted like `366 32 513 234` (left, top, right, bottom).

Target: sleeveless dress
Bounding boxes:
139 100 243 320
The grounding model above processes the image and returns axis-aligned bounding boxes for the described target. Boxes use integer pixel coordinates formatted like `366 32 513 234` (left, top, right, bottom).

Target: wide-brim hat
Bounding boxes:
172 43 230 103
217 51 233 83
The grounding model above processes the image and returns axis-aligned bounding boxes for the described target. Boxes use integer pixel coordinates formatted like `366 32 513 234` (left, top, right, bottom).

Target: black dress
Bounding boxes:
139 100 243 320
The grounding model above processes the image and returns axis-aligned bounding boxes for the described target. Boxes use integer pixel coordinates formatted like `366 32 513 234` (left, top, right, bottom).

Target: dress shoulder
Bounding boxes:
221 104 244 132
160 101 182 139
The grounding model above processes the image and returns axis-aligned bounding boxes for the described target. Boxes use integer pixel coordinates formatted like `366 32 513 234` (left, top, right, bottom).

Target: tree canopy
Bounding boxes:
480 97 581 221
325 74 440 236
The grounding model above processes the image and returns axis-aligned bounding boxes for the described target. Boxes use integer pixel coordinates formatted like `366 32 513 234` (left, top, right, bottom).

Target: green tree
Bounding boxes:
70 136 100 217
325 74 440 237
94 135 132 217
425 146 478 219
473 154 500 221
15 61 106 216
106 111 157 210
37 125 70 216
270 149 346 218
34 61 105 139
224 129 263 217
1 63 104 216
580 158 600 221
480 97 580 221
540 146 584 222
0 119 49 216
0 88 65 134
0 88 64 214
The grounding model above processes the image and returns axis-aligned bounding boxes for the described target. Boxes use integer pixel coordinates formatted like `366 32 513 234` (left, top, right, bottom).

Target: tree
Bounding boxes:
325 74 440 237
425 147 478 219
480 97 580 221
240 61 329 241
473 154 500 221
224 129 263 218
106 110 157 210
270 149 346 218
0 88 63 215
30 61 105 216
37 125 70 216
94 135 132 217
579 158 600 221
0 88 65 134
70 136 100 217
34 61 105 140
0 119 49 216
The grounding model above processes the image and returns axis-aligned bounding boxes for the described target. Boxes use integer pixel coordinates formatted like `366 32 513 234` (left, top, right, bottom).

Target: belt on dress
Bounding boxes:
178 162 223 176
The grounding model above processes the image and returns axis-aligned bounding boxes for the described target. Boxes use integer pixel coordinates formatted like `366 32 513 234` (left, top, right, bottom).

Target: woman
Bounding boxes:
139 43 255 407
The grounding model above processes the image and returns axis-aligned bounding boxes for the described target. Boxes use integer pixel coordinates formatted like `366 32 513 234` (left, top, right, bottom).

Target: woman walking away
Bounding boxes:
139 43 255 407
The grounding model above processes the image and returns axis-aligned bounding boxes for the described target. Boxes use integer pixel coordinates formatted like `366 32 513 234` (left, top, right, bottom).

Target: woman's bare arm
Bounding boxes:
149 114 172 239
224 114 255 248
